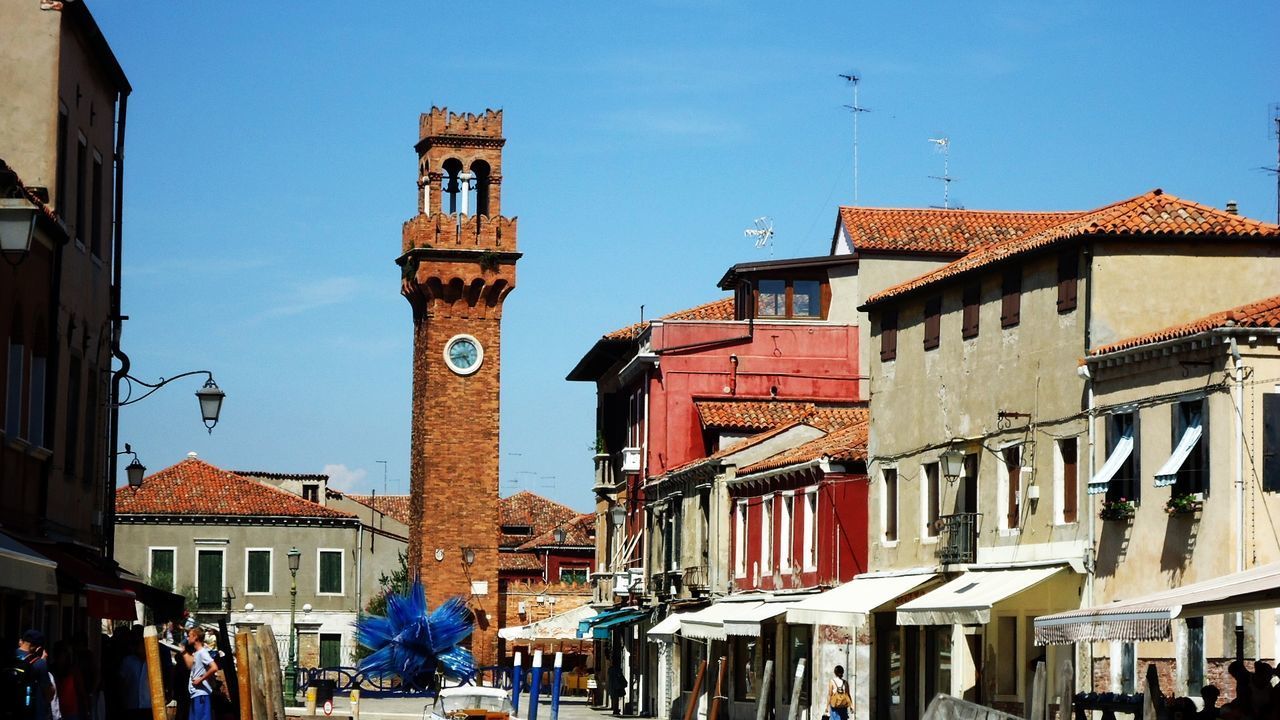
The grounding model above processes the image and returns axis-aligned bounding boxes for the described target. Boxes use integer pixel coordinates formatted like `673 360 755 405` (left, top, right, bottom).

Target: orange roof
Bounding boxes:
118 458 356 520
1092 293 1280 356
696 400 866 432
344 494 412 526
865 190 1280 305
602 297 735 341
739 420 869 475
516 513 595 551
499 552 544 572
500 491 583 547
837 207 1078 255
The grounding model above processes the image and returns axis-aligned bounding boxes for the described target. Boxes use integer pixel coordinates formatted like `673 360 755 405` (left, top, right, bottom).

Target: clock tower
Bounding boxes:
398 107 519 668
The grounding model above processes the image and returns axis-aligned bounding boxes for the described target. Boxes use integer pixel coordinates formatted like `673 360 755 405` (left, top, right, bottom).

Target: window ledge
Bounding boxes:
998 528 1021 537
881 539 900 548
921 536 939 545
1054 521 1080 528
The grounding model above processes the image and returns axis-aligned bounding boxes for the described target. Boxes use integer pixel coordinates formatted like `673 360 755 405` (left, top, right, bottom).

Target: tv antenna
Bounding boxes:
375 459 388 494
928 136 954 209
839 73 871 204
1264 103 1279 224
744 216 776 257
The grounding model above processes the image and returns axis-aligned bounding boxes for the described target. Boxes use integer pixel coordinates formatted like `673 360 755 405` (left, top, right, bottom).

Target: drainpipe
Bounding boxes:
1081 242 1096 686
105 90 128 560
1230 336 1245 659
355 521 364 624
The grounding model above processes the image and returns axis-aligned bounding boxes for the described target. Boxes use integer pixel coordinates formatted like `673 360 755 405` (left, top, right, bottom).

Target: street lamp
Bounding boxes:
609 505 626 528
0 197 37 263
286 546 302 706
940 447 966 484
462 547 477 566
552 526 567 545
117 370 226 433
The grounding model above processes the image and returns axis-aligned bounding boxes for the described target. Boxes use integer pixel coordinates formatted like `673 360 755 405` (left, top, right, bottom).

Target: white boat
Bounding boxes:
424 685 519 720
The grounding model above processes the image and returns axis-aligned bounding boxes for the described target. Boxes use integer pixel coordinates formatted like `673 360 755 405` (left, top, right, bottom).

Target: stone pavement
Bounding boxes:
288 692 612 720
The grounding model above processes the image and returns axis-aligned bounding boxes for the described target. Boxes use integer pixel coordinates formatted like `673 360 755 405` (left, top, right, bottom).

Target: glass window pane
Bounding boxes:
757 280 786 317
320 551 343 594
793 281 821 317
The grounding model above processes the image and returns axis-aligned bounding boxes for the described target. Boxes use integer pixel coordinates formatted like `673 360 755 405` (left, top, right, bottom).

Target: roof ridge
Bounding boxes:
1092 292 1280 355
838 206 1080 216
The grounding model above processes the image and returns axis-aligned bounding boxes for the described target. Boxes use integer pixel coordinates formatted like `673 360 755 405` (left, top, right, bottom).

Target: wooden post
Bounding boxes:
246 631 268 720
219 618 240 711
786 658 806 720
235 632 253 720
708 657 728 720
256 625 286 720
754 659 775 720
682 660 708 720
350 689 361 720
143 626 168 720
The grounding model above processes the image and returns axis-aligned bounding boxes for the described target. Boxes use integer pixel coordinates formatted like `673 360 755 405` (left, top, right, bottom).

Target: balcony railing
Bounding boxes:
682 565 708 591
937 513 981 565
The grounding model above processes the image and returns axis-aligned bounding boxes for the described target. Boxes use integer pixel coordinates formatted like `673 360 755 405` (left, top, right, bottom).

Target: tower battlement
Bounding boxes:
419 106 503 140
401 213 518 255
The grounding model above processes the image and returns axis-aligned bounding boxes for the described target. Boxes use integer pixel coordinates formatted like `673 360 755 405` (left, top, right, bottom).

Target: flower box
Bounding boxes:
1100 498 1136 521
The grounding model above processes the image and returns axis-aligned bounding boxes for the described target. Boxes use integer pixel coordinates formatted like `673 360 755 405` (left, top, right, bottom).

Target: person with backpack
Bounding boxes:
826 665 852 720
16 630 56 720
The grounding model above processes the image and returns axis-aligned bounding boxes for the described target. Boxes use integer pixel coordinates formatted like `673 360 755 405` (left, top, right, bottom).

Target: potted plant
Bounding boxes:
1165 492 1204 516
1099 498 1137 521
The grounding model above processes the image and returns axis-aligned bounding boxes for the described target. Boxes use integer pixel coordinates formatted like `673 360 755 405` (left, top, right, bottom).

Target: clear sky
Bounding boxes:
92 1 1279 511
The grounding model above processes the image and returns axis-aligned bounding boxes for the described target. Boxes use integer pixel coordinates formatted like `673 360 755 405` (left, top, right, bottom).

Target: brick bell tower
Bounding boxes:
398 107 519 668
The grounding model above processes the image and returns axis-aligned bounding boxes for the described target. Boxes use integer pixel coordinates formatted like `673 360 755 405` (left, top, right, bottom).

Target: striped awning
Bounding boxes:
1034 562 1280 645
680 601 764 641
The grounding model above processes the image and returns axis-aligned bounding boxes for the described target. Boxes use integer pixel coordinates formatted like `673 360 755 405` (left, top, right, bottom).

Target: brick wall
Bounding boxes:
1089 657 1274 703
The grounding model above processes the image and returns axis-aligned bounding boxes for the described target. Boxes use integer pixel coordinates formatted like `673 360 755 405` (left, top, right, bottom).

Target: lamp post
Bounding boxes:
0 161 39 265
940 447 966 484
286 546 301 706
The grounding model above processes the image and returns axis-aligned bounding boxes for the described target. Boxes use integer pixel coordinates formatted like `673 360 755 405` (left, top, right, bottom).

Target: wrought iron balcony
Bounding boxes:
937 513 981 565
682 565 708 591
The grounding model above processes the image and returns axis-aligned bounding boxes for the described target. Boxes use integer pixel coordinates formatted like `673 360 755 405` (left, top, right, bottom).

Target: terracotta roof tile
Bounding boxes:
866 190 1280 305
499 553 544 572
344 494 412 526
602 297 735 341
838 207 1078 255
738 421 869 475
118 458 356 519
500 491 583 548
516 514 595 551
695 400 866 432
1092 293 1280 356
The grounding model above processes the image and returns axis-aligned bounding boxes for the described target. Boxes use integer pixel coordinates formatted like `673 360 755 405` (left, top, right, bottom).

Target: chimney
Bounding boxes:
1226 200 1239 215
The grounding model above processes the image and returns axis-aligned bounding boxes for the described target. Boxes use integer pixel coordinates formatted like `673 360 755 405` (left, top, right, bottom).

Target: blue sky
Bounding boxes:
92 2 1279 511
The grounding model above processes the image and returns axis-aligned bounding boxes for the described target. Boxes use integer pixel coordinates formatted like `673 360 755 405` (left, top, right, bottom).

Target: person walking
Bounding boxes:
826 665 852 720
118 628 151 720
607 663 626 716
186 628 219 720
17 630 56 720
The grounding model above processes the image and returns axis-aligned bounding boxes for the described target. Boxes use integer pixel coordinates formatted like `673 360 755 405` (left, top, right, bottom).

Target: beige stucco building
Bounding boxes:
859 190 1280 719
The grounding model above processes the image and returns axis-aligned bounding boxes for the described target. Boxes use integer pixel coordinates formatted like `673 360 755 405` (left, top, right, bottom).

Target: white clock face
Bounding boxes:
444 334 483 376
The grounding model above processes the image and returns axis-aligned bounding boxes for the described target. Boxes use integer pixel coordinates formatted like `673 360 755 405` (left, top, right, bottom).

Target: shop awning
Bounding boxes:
0 533 58 595
589 610 645 639
31 543 139 621
500 604 597 641
578 607 634 637
1088 433 1133 495
787 572 937 627
1035 562 1280 645
897 566 1064 626
117 572 185 622
680 601 764 641
647 610 692 643
1154 415 1202 487
724 599 802 637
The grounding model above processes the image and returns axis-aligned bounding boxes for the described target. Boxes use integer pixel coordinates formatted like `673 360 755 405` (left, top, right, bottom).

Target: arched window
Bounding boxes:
470 160 491 216
441 158 463 214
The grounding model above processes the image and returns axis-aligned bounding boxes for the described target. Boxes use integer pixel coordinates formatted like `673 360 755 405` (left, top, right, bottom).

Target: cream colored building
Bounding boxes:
859 191 1280 719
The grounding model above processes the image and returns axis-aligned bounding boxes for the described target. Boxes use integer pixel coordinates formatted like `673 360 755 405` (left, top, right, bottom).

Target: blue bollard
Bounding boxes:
512 652 523 716
529 650 544 720
550 652 564 720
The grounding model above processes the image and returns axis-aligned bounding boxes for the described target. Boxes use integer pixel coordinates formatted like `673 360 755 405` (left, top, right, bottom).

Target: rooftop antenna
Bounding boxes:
839 73 871 204
1265 103 1280 224
928 136 954 209
375 459 387 494
745 216 776 257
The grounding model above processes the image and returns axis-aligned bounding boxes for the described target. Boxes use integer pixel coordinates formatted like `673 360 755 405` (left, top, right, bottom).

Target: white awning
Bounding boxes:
498 604 597 641
1087 434 1134 495
680 601 764 641
0 533 58 595
787 573 937 627
647 611 691 643
723 599 801 637
1036 562 1280 645
1154 415 1202 487
897 566 1064 626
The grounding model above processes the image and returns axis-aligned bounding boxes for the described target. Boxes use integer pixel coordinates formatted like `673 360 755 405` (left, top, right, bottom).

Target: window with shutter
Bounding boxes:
880 309 898 362
923 297 941 350
1004 446 1021 529
247 550 272 594
1059 438 1078 524
1057 252 1078 313
962 285 980 339
149 548 175 592
319 634 342 668
1106 412 1141 504
197 550 223 609
1001 268 1021 328
319 550 343 594
1265 395 1280 492
883 469 899 542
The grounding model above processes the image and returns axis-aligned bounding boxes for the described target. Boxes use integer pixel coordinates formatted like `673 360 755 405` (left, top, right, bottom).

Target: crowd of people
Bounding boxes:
5 622 233 720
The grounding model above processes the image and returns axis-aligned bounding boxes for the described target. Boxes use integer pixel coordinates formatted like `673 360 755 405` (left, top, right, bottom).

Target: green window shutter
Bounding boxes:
197 550 223 608
319 634 342 668
247 551 271 593
150 549 174 592
320 551 342 594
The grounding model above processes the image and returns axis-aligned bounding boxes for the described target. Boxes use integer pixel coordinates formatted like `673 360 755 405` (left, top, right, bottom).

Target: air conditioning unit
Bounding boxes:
621 447 642 472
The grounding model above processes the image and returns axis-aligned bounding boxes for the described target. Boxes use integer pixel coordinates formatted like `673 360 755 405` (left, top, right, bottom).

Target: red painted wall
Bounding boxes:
644 320 860 475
